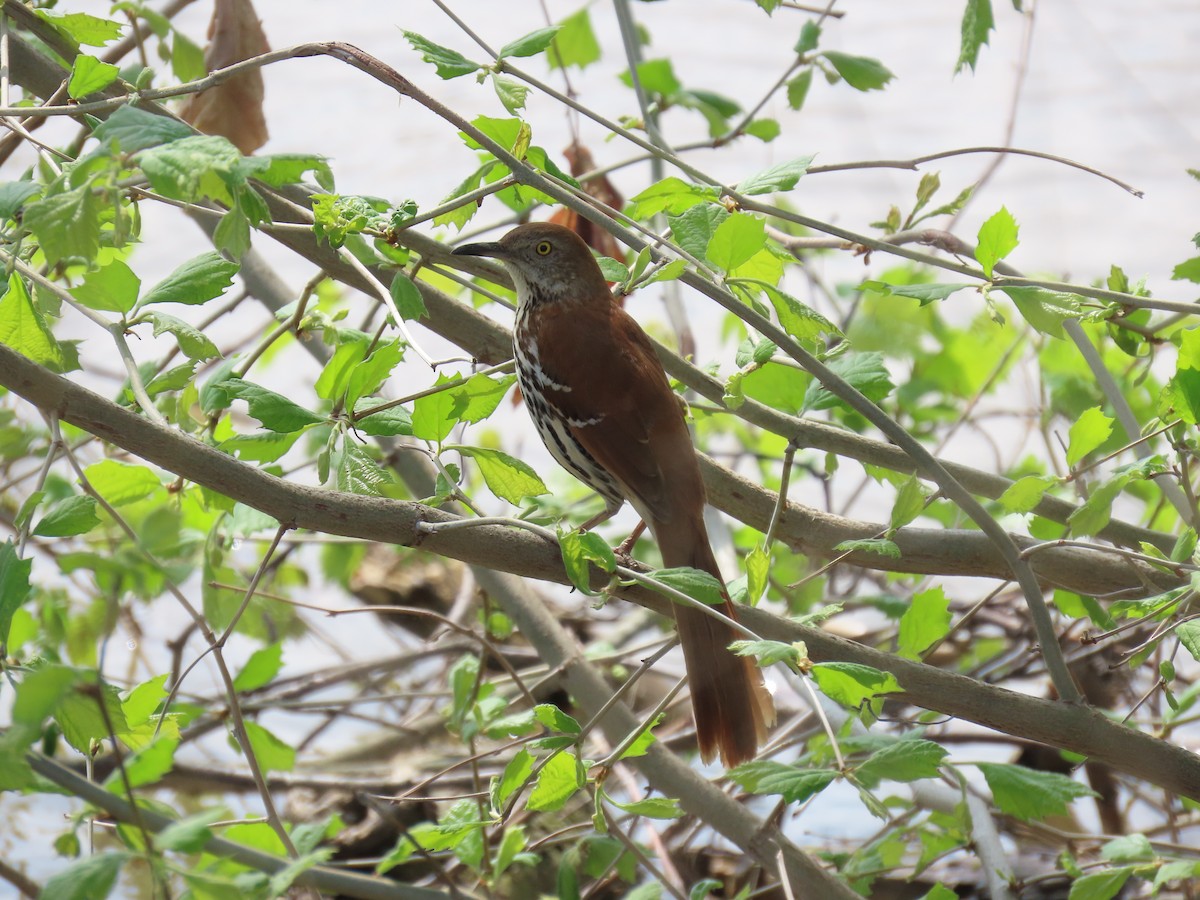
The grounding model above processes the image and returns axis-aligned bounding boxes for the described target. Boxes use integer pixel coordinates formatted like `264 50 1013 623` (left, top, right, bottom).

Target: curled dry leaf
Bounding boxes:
180 0 270 154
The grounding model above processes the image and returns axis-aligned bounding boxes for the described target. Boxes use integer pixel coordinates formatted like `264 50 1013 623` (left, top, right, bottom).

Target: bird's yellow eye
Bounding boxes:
535 241 553 256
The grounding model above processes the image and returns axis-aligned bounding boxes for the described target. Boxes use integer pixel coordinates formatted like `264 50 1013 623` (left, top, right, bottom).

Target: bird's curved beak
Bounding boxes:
452 241 505 259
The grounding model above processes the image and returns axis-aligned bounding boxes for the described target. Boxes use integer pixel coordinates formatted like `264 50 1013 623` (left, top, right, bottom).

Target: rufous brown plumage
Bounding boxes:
454 222 774 767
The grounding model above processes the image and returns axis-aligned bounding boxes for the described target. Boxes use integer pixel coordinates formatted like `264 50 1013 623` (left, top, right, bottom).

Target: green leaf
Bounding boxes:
35 9 123 46
122 674 169 727
997 286 1082 339
40 852 127 900
755 283 839 343
493 74 530 114
822 51 894 91
1066 406 1114 467
315 338 369 401
1099 833 1153 863
390 272 428 321
402 31 480 78
559 529 617 595
802 351 894 412
956 0 995 73
862 280 975 306
729 639 803 668
526 751 584 811
628 177 715 219
998 474 1056 514
241 720 296 772
217 376 325 432
233 643 284 692
855 739 948 786
1067 868 1134 900
729 760 837 803
453 446 549 504
71 258 140 313
449 373 517 423
500 26 561 59
138 135 241 203
146 311 220 361
92 105 194 152
171 30 206 82
597 256 631 283
57 678 129 752
0 273 64 369
744 118 781 142
669 204 728 260
785 68 813 110
1067 473 1131 537
1177 621 1200 663
412 374 459 442
976 762 1097 820
333 440 394 496
706 213 766 271
68 55 120 98
0 181 42 218
897 586 951 660
651 567 726 606
353 400 414 437
889 476 927 532
33 495 100 537
0 541 33 648
1172 256 1200 283
140 251 238 307
549 7 601 70
345 340 404 411
494 825 529 878
736 156 814 195
619 58 682 97
23 185 101 266
835 537 901 559
975 206 1019 278
494 748 534 809
608 795 682 819
84 460 161 506
121 734 178 787
534 704 582 735
1160 367 1200 425
154 809 225 853
811 662 902 708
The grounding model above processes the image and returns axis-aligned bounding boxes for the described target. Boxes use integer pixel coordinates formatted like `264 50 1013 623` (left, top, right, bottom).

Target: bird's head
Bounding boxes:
452 222 611 305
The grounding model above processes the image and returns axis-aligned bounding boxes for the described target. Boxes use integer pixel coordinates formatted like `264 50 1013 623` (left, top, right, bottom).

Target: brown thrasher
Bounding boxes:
453 222 774 766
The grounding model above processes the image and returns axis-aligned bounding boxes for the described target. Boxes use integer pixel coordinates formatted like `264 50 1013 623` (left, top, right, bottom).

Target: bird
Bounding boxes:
453 222 774 767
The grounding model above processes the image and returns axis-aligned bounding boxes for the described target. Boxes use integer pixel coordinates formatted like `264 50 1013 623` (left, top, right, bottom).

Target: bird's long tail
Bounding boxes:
657 518 774 767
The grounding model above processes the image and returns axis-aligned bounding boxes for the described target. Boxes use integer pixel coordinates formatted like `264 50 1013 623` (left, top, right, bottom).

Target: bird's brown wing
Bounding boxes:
529 300 701 524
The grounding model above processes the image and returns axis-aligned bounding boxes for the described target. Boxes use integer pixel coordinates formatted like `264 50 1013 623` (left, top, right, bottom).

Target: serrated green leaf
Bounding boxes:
729 760 837 802
138 135 240 203
33 495 100 537
402 31 480 78
390 272 428 321
0 541 33 648
1067 474 1130 537
706 213 766 271
154 809 225 853
736 156 814 195
233 643 283 692
241 720 295 772
500 25 561 59
23 185 101 266
453 445 548 504
811 662 902 708
345 340 404 411
411 374 458 443
71 258 140 313
492 74 530 114
1177 621 1200 663
68 55 119 98
526 751 584 811
92 105 194 152
217 377 324 433
494 748 534 809
1099 833 1153 863
145 310 220 361
0 181 42 218
140 251 238 307
897 586 951 660
534 704 582 735
0 273 64 369
35 9 123 46
1067 867 1134 900
889 476 927 532
549 7 600 70
608 795 682 819
977 762 1096 820
803 351 894 412
997 285 1082 339
628 177 715 219
855 739 947 786
975 206 1019 278
651 566 726 606
823 51 894 91
559 529 617 595
450 373 517 423
84 460 161 506
1066 406 1114 467
956 0 995 73
121 734 178 787
998 474 1056 514
730 639 802 668
862 280 975 306
39 852 127 900
835 537 901 558
669 204 728 259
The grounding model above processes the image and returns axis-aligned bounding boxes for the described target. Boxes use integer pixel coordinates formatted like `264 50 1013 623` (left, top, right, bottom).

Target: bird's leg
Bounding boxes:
615 520 647 561
577 499 623 534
